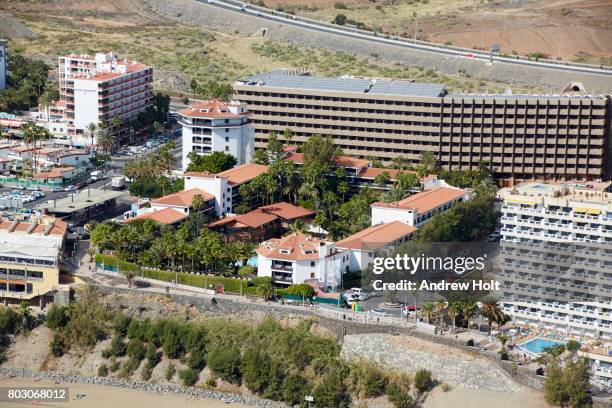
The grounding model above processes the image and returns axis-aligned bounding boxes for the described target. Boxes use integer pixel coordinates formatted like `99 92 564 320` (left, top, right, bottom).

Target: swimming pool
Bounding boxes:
519 338 565 355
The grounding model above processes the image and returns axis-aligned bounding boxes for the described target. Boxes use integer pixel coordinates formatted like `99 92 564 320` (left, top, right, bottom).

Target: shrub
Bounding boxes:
101 348 112 359
313 368 350 408
178 368 199 386
441 383 451 392
205 378 217 388
207 346 241 384
146 344 162 367
120 358 141 378
385 381 413 408
238 265 254 276
109 358 121 373
45 305 69 329
187 347 207 370
284 284 315 299
281 372 310 405
350 360 387 398
127 338 146 361
113 313 131 337
413 369 432 393
161 321 184 359
0 306 20 335
98 364 109 377
141 363 153 381
50 331 66 357
165 363 176 381
109 335 127 357
127 320 145 340
334 1 347 9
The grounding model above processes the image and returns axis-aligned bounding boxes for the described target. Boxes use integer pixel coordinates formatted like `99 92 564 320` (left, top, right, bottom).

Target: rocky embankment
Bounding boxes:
0 367 287 408
143 0 612 92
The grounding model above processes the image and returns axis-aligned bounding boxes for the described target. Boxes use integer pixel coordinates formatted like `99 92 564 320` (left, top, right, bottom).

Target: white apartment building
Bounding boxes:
371 186 468 227
499 181 612 387
58 51 153 144
179 100 254 170
256 231 349 291
183 163 268 216
0 39 7 90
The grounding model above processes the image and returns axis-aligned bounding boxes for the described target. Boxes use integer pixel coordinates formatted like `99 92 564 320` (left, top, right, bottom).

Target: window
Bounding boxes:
310 261 315 267
310 273 315 278
225 136 229 142
225 128 229 133
225 146 229 151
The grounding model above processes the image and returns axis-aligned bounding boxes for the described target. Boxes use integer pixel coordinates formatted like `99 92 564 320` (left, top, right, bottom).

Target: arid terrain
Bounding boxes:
0 0 553 95
261 0 612 65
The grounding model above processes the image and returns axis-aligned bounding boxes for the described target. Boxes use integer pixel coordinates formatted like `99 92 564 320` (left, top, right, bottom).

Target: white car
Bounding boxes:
370 309 390 317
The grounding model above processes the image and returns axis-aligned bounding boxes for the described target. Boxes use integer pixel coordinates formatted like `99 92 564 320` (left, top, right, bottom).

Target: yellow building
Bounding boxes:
0 217 67 301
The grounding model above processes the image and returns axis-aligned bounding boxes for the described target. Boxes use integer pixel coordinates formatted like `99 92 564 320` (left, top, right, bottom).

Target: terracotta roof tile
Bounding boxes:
126 208 188 225
256 232 341 261
151 188 214 207
216 164 269 185
284 152 370 169
178 100 246 119
335 221 416 251
258 202 316 220
371 187 465 214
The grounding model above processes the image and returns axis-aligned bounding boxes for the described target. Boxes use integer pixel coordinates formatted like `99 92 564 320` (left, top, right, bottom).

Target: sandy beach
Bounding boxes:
0 377 253 408
423 385 549 408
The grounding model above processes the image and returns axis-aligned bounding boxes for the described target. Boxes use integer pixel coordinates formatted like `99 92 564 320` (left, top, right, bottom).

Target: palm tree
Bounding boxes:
257 282 274 301
461 300 479 329
497 333 510 352
190 78 199 99
420 302 435 324
435 300 447 329
480 296 508 336
86 122 97 148
123 269 137 288
191 193 204 235
283 128 294 144
0 95 8 111
20 121 49 174
447 302 461 332
96 128 116 155
153 121 164 140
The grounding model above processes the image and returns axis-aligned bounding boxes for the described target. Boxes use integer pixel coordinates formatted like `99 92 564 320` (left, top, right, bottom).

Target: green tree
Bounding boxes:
207 346 242 384
334 13 348 25
479 296 509 335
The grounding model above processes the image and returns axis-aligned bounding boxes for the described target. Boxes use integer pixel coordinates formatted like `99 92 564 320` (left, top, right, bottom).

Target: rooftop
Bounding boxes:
185 163 269 186
35 189 124 214
209 202 315 229
125 208 188 225
256 231 341 261
372 187 466 214
0 218 67 258
178 100 246 119
240 70 446 98
500 181 612 207
151 188 214 208
258 202 316 220
284 152 371 169
335 221 416 251
34 166 75 179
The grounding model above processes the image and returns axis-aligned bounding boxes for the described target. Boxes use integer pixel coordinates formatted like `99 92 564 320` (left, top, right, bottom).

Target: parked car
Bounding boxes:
51 187 63 192
64 185 77 192
14 185 26 190
26 185 41 191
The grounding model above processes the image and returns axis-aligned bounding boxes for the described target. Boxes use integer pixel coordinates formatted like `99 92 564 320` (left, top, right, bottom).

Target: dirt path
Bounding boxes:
424 385 550 408
0 377 252 408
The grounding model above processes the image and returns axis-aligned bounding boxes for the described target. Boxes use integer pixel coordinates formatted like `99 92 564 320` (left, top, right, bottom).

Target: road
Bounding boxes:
201 0 612 77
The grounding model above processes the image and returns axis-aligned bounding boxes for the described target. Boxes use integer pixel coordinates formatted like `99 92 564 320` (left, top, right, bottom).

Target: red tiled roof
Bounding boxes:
335 221 416 251
284 152 370 169
371 187 465 214
258 202 316 220
185 163 268 186
256 231 341 261
125 208 188 225
34 166 75 179
178 100 245 119
0 217 67 236
151 188 214 208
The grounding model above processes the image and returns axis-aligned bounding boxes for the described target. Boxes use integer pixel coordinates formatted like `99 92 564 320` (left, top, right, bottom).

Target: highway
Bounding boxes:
200 0 612 77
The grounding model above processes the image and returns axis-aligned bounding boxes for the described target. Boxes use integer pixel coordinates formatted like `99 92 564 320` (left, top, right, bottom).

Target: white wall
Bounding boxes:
73 79 99 131
371 206 416 226
184 175 229 215
182 117 255 171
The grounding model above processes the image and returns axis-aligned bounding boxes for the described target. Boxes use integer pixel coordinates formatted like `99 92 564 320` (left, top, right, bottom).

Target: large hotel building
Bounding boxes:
499 182 612 387
58 51 153 144
234 70 612 186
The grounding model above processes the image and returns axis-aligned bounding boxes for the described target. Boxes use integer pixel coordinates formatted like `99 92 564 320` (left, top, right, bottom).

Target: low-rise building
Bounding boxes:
0 216 67 303
208 202 315 243
336 221 417 272
179 100 254 170
150 188 216 216
125 207 188 225
256 231 348 291
34 166 77 184
183 163 268 215
35 147 90 169
371 186 468 227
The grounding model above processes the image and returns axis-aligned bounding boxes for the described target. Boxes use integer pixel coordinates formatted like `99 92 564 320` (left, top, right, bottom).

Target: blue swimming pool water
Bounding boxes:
519 338 564 354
